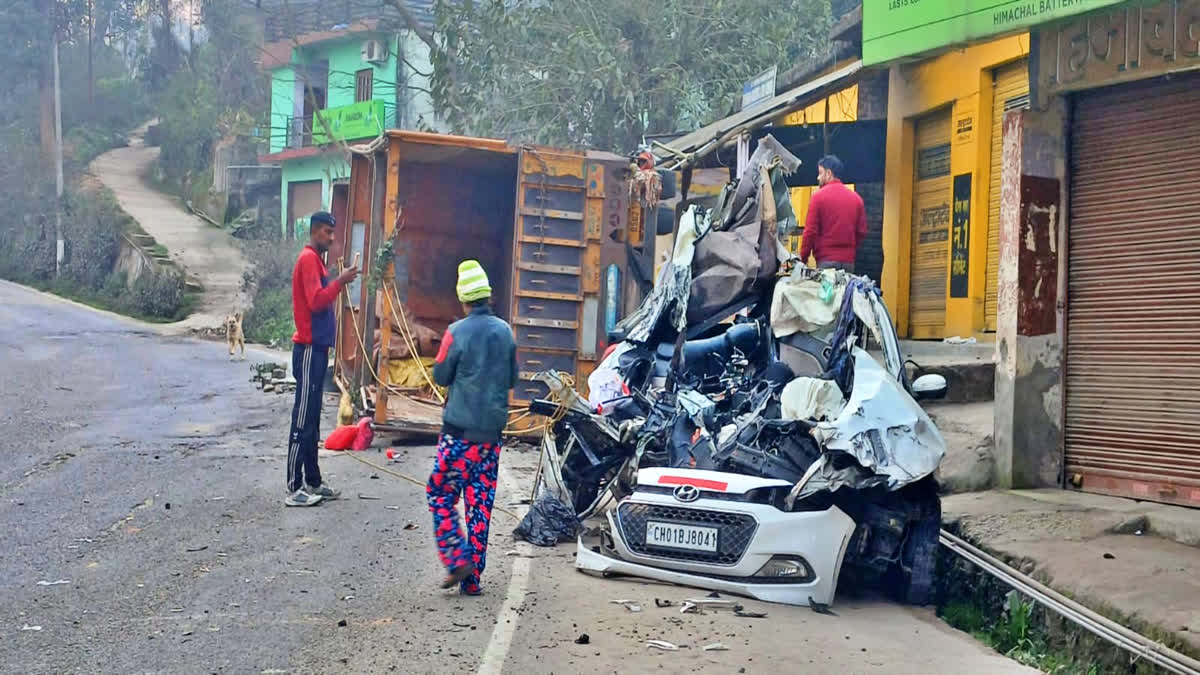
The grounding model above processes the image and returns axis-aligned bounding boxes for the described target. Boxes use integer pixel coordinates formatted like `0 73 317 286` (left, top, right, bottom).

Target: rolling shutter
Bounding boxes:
908 108 952 338
1065 72 1200 507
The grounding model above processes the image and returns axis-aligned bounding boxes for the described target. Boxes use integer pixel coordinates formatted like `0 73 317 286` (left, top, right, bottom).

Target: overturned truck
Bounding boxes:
523 136 950 608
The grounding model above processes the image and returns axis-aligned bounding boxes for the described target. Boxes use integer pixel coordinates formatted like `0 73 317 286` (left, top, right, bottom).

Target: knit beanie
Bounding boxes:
456 260 492 303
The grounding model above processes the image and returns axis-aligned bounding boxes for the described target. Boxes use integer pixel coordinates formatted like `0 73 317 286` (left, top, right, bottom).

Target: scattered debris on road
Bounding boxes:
250 363 294 394
646 640 680 651
36 580 70 586
574 633 590 645
20 625 42 631
702 642 729 652
609 599 642 612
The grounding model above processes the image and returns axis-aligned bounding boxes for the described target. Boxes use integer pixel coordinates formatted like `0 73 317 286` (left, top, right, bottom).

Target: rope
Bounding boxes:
338 451 519 520
382 280 445 403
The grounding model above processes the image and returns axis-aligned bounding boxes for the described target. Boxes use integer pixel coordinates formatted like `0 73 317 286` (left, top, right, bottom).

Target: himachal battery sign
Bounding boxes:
863 0 1125 65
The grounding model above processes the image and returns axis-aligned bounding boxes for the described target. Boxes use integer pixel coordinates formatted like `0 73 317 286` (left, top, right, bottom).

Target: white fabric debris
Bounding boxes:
587 342 633 411
770 268 843 338
780 377 845 422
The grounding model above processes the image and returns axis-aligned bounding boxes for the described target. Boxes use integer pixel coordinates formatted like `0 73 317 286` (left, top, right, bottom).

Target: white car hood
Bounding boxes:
812 347 946 489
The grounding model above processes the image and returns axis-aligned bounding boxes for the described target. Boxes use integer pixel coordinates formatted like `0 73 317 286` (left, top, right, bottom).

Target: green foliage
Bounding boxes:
243 241 303 347
125 268 189 319
941 594 1100 674
153 0 266 200
0 183 188 320
64 124 127 168
429 0 831 151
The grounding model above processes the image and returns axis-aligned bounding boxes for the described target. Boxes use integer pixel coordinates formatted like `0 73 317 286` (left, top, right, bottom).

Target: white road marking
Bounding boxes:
477 461 533 675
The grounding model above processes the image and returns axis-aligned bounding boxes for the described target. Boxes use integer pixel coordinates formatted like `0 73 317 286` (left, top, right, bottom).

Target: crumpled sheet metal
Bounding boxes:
615 206 708 344
788 454 886 505
780 377 844 422
771 268 844 338
812 348 946 490
723 135 801 231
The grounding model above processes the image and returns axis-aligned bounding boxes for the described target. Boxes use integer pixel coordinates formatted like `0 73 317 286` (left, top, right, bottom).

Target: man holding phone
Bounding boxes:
285 211 360 507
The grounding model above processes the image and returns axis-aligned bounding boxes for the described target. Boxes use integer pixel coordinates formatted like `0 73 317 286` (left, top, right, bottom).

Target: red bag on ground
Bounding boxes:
350 417 374 451
323 424 359 451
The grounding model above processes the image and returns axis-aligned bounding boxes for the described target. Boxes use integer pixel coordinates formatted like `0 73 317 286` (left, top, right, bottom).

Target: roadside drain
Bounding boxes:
935 524 1198 674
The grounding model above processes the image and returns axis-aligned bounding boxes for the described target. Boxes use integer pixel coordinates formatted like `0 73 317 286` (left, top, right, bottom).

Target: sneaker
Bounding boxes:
284 489 324 507
309 484 340 500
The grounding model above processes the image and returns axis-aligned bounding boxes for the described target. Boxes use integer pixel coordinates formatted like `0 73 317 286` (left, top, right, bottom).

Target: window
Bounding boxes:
355 69 373 103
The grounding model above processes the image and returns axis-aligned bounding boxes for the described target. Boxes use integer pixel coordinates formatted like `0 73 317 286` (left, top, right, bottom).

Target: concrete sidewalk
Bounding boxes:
943 489 1200 655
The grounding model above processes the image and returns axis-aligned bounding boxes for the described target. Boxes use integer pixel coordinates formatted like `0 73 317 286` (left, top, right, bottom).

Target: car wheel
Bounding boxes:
901 498 941 606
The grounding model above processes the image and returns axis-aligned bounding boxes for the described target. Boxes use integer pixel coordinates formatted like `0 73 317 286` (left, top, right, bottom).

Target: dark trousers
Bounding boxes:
287 343 328 493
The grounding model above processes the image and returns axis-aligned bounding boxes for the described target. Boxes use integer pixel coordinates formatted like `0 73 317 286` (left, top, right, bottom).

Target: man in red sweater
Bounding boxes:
285 211 359 507
799 155 867 274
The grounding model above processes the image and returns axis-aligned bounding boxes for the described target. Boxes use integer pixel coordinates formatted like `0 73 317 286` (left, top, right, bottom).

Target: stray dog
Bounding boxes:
225 311 245 360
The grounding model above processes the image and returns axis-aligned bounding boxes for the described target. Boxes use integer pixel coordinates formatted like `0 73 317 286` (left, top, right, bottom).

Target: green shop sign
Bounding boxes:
311 99 386 144
863 0 1126 65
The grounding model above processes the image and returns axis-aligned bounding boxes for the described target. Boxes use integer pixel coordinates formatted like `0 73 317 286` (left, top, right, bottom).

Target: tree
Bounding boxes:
424 0 831 152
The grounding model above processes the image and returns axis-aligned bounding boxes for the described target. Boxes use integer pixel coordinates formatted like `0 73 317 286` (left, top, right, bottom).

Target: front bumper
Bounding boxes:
575 492 856 607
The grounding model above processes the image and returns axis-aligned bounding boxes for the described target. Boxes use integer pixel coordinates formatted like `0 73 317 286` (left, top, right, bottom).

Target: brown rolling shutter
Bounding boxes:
986 59 1029 332
908 108 952 338
1065 72 1200 508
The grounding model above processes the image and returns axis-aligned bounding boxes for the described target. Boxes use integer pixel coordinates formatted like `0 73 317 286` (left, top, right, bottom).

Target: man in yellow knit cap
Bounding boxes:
426 260 518 594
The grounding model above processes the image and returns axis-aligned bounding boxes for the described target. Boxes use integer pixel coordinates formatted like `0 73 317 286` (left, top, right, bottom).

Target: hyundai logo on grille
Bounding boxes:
673 485 700 503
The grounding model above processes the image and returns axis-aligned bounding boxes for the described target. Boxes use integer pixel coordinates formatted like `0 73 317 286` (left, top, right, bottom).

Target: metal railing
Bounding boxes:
282 103 398 150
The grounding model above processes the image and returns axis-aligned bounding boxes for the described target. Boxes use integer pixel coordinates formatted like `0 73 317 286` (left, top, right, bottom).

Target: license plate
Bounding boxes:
645 521 718 552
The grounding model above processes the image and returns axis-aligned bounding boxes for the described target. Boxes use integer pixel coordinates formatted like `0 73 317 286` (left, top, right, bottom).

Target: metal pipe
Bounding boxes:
940 530 1200 675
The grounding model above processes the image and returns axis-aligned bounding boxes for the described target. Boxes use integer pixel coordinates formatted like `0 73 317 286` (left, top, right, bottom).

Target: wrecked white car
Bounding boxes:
518 140 949 608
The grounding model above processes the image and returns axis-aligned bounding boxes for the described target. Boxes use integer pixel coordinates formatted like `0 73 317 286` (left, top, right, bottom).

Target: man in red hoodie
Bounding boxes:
799 155 867 274
285 211 359 507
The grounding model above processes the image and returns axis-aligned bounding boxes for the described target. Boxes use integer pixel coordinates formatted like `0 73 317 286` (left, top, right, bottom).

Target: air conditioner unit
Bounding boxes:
361 39 388 64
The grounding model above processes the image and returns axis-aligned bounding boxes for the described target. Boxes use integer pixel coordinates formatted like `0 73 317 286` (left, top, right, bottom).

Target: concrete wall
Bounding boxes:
854 69 889 284
114 237 155 286
992 98 1068 490
881 35 1029 338
268 66 294 155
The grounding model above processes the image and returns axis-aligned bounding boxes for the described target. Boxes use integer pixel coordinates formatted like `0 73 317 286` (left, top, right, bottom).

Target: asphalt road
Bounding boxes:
0 281 1034 675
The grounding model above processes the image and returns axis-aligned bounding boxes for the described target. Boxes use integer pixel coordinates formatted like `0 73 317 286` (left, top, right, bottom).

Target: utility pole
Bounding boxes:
53 36 65 276
87 0 94 110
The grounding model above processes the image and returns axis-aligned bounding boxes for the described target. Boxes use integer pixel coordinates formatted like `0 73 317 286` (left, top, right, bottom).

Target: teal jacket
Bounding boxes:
433 305 518 443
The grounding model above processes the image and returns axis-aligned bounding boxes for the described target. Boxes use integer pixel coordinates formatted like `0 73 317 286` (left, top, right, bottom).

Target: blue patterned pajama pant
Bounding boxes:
426 433 501 594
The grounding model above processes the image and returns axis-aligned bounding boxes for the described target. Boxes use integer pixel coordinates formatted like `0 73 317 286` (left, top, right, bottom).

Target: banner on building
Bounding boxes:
863 0 1125 65
949 173 971 298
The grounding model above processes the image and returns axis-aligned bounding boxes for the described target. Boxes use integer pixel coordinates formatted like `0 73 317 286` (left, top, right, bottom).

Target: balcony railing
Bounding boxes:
283 100 397 150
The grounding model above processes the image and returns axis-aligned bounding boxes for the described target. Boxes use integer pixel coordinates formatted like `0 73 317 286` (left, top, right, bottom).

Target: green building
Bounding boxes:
258 6 438 239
